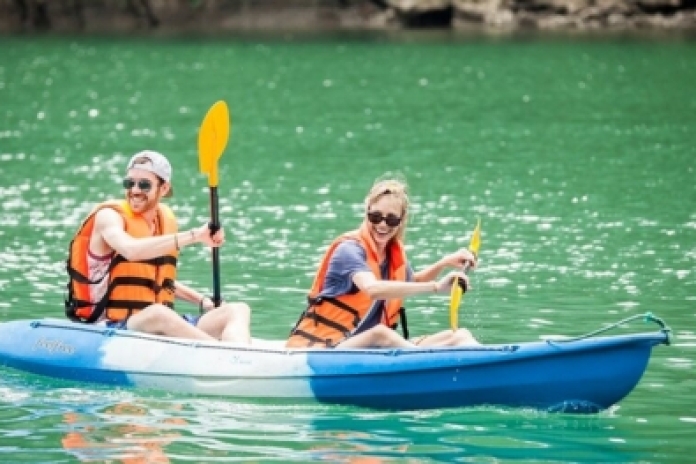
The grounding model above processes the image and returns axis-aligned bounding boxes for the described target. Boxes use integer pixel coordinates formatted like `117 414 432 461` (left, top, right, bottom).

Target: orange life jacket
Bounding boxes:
286 225 408 348
65 199 178 323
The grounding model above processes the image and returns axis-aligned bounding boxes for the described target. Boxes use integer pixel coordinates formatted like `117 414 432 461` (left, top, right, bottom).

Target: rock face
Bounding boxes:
1 0 694 33
447 0 696 30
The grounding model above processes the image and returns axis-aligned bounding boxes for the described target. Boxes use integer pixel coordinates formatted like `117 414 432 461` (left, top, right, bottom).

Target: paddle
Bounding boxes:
449 218 482 330
197 100 230 308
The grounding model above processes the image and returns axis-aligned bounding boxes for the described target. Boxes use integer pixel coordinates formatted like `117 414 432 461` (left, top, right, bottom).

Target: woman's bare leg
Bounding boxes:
337 325 414 349
417 328 479 347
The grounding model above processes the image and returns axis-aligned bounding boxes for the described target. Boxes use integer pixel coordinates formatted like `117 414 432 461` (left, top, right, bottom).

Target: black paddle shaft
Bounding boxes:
208 185 222 307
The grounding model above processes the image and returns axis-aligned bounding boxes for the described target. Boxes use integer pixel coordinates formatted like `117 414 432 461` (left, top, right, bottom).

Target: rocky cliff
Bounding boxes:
1 0 694 33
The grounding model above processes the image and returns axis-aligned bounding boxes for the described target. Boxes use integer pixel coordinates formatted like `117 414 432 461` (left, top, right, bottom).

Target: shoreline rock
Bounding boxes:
1 0 694 35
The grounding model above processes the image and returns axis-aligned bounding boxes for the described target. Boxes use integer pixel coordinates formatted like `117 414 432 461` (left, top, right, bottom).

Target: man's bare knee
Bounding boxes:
142 303 173 319
128 304 175 331
208 302 250 322
225 302 251 318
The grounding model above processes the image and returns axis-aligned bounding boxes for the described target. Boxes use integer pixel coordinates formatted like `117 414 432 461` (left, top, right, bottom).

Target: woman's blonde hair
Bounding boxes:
364 172 410 242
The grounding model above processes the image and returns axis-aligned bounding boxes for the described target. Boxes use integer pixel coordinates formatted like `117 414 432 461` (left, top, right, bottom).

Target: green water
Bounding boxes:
1 33 695 462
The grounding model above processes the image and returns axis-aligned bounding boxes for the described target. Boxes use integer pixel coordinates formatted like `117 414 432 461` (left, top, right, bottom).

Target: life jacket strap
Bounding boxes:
146 255 177 267
108 275 157 291
64 292 110 324
105 300 151 311
307 311 352 338
307 296 361 328
290 328 334 348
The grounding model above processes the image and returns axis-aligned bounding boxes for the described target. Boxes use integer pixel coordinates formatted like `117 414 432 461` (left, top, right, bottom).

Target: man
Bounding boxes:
65 150 250 343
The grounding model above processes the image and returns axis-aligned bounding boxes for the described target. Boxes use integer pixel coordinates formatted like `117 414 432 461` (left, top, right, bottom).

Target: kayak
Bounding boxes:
0 314 670 413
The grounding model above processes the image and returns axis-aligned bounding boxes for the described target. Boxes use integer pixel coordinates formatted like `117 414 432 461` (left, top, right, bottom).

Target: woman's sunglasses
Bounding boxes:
122 178 153 192
367 211 402 228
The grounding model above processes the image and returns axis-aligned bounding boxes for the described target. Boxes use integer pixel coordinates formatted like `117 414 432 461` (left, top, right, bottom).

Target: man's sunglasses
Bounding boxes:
122 178 153 192
366 211 402 228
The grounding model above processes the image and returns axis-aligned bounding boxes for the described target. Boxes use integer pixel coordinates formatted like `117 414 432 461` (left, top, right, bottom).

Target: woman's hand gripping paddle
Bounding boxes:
198 100 230 308
450 218 481 330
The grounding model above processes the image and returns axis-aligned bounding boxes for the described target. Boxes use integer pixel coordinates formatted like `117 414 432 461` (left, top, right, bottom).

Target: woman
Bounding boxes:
286 174 479 349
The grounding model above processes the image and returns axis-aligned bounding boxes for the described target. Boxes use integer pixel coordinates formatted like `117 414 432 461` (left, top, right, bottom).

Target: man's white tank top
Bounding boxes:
87 248 113 304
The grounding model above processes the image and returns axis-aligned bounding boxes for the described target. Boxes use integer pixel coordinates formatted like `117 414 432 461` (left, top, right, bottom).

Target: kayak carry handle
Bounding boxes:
643 312 672 345
551 312 672 345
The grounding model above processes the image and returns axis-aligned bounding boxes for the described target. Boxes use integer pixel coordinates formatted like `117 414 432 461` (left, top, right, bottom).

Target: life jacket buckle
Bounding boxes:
161 278 176 294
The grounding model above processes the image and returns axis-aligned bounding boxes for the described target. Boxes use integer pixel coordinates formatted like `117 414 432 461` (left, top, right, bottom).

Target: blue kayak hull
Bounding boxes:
0 319 668 412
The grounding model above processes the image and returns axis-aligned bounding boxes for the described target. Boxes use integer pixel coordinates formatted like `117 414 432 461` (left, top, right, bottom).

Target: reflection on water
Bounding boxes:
0 377 672 463
61 402 184 463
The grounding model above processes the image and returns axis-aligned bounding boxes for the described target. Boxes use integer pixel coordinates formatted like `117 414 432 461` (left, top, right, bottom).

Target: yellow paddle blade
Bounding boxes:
469 218 482 257
449 278 463 331
198 100 230 187
449 218 482 331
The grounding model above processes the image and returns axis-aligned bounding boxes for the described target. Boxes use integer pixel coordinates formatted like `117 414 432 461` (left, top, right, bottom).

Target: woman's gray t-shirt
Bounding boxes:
319 241 413 298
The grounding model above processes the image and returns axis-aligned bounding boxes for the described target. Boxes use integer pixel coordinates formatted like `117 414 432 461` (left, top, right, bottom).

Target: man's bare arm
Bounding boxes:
94 208 220 262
